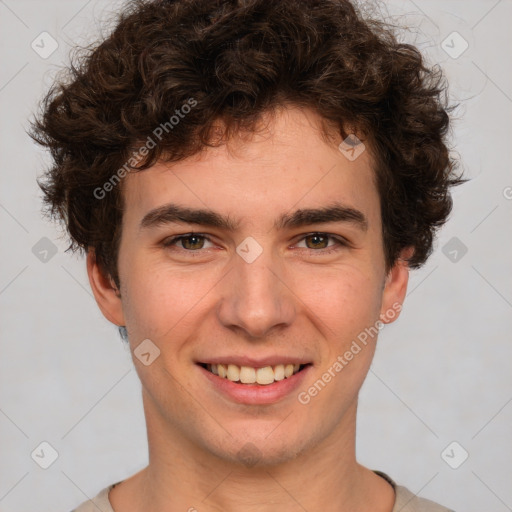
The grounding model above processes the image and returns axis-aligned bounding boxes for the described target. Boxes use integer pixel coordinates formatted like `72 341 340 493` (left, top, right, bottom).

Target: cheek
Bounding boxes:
120 257 222 343
296 266 383 343
294 271 382 415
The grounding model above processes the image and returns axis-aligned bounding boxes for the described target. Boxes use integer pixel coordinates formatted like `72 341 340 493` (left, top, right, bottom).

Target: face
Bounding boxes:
89 106 409 467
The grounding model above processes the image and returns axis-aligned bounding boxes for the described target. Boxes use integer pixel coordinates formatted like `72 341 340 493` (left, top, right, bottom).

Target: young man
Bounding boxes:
32 0 462 510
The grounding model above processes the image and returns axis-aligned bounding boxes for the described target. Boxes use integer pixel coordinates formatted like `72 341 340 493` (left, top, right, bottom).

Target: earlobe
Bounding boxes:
86 249 125 327
379 247 413 324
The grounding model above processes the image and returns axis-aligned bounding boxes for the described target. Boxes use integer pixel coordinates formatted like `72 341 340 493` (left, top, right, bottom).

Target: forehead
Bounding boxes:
121 107 380 232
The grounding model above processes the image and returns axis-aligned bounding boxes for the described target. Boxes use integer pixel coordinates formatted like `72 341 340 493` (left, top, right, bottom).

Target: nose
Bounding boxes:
216 243 296 340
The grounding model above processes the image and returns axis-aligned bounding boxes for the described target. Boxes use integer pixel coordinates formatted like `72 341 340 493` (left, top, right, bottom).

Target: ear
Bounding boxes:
379 247 414 324
86 248 125 327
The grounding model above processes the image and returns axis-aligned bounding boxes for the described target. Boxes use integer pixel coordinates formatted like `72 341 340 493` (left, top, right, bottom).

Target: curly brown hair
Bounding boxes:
31 0 463 289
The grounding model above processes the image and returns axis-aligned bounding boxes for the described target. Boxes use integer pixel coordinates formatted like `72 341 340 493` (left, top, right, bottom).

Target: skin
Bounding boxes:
87 105 410 512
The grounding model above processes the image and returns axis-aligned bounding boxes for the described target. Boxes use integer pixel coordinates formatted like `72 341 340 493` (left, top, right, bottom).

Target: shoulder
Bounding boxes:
71 474 455 512
374 471 454 512
70 482 118 512
393 484 455 512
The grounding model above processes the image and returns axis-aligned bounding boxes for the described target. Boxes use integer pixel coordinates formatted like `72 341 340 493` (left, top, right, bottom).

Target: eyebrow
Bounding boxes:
139 201 368 232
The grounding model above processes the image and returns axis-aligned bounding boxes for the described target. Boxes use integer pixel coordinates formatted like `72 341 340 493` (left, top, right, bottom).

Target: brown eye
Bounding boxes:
294 233 347 254
180 235 206 250
304 234 330 249
163 234 213 251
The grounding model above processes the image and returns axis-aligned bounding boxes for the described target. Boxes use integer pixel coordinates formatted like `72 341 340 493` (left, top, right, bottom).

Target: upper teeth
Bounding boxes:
207 363 302 385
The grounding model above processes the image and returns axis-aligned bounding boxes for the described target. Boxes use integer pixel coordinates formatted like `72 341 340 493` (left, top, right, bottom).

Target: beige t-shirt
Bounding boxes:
71 471 454 511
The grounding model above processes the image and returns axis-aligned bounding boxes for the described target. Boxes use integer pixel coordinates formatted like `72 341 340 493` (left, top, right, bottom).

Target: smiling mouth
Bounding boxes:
199 363 310 385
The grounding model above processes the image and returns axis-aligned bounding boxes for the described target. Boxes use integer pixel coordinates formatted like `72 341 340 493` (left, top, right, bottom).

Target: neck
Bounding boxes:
111 394 394 512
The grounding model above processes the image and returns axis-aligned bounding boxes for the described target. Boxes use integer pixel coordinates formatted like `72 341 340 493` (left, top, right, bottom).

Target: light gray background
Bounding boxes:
1 1 511 511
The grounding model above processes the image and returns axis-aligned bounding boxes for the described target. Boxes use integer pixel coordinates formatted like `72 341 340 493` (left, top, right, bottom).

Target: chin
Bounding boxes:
201 426 321 469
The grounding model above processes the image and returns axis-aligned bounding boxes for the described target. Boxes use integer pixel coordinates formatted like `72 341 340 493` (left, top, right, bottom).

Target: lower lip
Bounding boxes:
198 364 312 405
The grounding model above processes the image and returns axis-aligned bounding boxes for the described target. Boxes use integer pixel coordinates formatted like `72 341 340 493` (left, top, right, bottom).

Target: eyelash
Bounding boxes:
161 232 348 256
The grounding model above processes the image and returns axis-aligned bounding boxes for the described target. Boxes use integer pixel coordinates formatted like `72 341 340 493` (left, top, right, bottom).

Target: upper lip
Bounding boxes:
196 356 311 367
